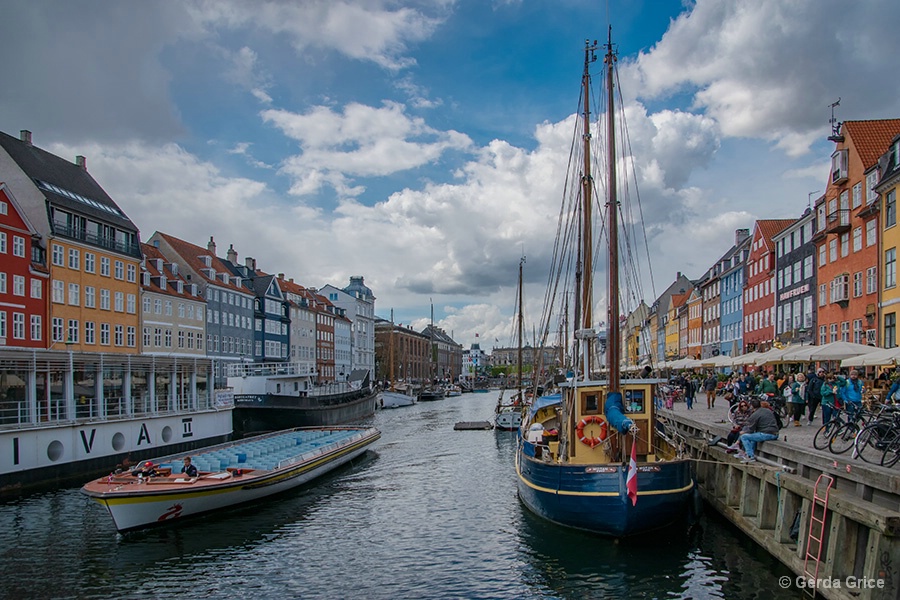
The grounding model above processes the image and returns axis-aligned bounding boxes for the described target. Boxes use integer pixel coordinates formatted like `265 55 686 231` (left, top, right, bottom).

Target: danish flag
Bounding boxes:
626 438 638 506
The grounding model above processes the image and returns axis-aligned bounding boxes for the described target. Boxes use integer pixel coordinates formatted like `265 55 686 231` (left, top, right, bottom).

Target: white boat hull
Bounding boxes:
495 408 522 431
83 427 380 532
378 390 417 409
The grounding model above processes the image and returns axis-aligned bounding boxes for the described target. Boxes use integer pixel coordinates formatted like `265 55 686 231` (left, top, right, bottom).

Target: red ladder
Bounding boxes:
802 473 835 598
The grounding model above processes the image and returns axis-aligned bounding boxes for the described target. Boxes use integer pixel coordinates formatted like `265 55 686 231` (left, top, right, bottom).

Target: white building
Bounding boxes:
320 277 376 379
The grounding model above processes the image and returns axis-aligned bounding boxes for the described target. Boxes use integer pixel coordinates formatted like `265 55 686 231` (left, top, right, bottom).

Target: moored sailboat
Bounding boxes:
495 256 526 431
515 32 694 537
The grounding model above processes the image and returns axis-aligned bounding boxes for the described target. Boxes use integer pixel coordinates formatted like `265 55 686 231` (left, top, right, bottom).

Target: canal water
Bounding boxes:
0 393 799 599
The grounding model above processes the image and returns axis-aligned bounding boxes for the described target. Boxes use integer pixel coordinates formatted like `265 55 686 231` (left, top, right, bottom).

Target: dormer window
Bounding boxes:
176 280 184 293
142 271 150 286
159 275 167 290
201 255 212 268
831 149 848 184
219 272 229 284
155 258 163 271
191 283 198 296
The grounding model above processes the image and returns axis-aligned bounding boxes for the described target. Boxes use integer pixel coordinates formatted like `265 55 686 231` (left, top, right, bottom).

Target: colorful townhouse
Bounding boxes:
0 130 141 355
148 233 255 384
720 232 750 357
772 209 817 345
814 119 900 346
697 265 720 360
277 275 318 377
876 134 900 348
686 289 702 359
320 277 377 380
0 183 47 349
743 219 795 353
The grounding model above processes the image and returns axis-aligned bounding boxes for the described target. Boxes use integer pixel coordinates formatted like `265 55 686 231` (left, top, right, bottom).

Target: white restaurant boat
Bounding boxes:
81 425 381 532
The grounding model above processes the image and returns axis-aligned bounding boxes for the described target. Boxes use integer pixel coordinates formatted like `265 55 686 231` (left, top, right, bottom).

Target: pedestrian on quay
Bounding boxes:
836 369 864 420
704 373 717 409
737 398 780 463
757 372 778 397
683 376 696 410
788 373 807 427
806 367 824 425
820 373 838 431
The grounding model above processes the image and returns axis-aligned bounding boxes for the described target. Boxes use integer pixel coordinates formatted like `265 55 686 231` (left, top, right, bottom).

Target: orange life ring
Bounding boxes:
576 415 608 448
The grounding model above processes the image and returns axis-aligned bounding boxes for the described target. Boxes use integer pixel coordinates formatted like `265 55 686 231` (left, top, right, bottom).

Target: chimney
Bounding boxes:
207 236 216 255
20 130 32 146
75 155 87 170
735 228 750 245
278 273 284 280
245 257 256 271
227 244 237 264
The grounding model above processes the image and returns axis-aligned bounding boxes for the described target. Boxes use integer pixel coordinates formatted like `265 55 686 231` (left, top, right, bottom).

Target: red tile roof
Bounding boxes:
140 242 202 301
844 119 900 169
152 232 251 294
756 219 795 244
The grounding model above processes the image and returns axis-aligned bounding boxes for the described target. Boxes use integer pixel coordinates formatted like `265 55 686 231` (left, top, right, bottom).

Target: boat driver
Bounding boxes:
181 456 199 478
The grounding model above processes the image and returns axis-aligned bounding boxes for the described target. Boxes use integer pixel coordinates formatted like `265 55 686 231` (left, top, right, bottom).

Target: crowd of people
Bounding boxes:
667 366 890 463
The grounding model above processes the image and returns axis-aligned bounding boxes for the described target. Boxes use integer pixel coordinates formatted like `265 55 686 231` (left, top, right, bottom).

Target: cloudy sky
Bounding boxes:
2 0 899 350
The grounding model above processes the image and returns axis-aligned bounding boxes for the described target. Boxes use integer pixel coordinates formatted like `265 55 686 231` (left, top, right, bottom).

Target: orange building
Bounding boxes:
814 120 900 346
686 289 702 359
743 219 795 352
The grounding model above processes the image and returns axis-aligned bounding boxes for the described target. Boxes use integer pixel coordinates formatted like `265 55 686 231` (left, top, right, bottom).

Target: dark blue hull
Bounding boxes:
516 441 693 537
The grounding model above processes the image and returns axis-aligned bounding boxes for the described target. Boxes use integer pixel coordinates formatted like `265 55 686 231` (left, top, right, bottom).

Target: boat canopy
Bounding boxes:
527 393 562 420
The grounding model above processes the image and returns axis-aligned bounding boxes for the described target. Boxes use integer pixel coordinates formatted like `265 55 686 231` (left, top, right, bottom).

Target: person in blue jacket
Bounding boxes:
836 369 864 419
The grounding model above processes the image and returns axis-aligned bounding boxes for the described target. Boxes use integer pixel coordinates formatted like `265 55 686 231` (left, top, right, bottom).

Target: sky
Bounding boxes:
3 0 900 351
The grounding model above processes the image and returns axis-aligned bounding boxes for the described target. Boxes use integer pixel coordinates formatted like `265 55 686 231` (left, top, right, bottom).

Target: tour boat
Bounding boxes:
515 31 694 537
82 426 380 532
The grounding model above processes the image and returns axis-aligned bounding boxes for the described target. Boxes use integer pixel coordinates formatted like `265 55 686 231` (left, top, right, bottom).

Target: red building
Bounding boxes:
814 119 900 346
743 219 795 352
0 183 48 348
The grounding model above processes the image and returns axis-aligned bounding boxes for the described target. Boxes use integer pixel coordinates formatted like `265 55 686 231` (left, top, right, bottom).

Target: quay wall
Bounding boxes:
667 411 900 600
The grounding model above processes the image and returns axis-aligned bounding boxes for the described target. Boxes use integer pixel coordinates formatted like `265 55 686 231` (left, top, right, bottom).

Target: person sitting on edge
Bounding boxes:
726 400 753 451
181 456 199 478
737 399 779 463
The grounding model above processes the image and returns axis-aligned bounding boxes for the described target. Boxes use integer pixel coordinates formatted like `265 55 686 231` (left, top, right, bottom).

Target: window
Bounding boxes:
12 236 24 257
154 299 162 314
84 252 95 273
868 267 878 294
85 286 96 308
100 256 110 277
819 244 826 267
100 289 110 310
887 248 897 289
803 256 813 280
52 244 64 266
114 325 124 346
819 325 827 345
793 261 801 284
853 319 864 345
165 300 172 316
886 313 897 349
68 248 79 270
853 182 863 208
887 190 897 228
0 312 7 339
127 294 136 314
178 330 185 348
143 327 150 347
853 272 863 297
853 227 862 252
52 280 64 303
67 319 79 344
31 278 41 299
867 171 878 204
114 291 124 312
830 323 838 343
12 313 24 339
164 329 172 348
840 233 849 257
100 323 110 345
154 327 162 347
841 321 850 342
85 321 95 345
114 260 124 280
12 275 24 296
30 315 41 341
127 326 135 347
867 219 877 247
68 282 79 305
143 297 150 313
829 238 837 262
52 317 64 342
126 264 136 282
0 232 5 254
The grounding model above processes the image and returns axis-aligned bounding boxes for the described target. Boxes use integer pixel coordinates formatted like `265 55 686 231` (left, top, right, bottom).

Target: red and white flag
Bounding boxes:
626 439 638 506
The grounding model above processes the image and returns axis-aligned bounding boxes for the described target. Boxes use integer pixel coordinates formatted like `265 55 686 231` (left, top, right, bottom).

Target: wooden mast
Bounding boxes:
580 40 597 376
604 28 621 391
517 256 525 398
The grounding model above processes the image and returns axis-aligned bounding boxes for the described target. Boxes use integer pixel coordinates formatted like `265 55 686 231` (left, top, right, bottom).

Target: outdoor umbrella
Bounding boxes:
841 347 900 367
808 341 878 361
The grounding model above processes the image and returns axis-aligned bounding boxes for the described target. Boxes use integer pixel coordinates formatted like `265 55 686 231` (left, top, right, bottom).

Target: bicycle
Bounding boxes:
852 404 900 463
828 404 874 455
812 406 849 451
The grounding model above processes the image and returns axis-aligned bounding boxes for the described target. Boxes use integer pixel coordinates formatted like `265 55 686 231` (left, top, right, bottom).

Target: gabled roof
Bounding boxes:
140 242 201 301
0 130 137 232
843 120 900 169
151 232 252 294
755 219 795 245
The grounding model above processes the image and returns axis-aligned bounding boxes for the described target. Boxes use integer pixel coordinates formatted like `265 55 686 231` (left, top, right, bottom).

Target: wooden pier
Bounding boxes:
665 409 899 600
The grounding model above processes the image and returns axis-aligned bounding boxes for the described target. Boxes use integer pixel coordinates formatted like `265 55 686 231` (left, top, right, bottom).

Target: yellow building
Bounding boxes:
877 135 900 347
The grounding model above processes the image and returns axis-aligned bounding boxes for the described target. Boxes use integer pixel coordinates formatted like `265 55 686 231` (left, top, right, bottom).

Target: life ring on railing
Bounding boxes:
576 415 608 448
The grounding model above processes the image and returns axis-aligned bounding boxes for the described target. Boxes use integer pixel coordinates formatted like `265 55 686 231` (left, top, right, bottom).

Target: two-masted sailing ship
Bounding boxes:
515 32 695 537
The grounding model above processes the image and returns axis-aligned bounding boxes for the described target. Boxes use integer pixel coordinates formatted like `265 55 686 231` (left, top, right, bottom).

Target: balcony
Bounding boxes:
824 208 851 234
52 220 141 259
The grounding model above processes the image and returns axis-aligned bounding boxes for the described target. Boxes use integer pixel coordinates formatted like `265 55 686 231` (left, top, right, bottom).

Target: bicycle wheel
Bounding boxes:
812 423 835 451
727 403 739 425
881 436 900 468
854 422 894 463
829 421 859 454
